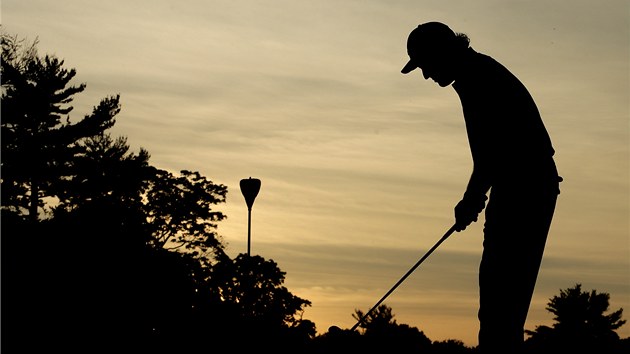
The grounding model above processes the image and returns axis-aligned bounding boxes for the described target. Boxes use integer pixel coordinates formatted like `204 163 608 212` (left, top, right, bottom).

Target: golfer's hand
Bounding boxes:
454 195 487 232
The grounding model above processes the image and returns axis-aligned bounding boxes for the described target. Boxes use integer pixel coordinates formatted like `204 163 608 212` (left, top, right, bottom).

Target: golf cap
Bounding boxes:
401 22 457 74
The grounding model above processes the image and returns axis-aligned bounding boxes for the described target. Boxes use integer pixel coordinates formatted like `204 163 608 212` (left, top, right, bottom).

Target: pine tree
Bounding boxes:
525 283 626 353
1 33 117 222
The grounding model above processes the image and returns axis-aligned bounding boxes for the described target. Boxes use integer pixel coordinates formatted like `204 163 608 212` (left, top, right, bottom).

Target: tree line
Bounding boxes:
2 32 628 353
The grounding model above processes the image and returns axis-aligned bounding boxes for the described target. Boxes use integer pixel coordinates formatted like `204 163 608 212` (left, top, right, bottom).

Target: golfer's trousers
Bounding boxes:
477 170 560 354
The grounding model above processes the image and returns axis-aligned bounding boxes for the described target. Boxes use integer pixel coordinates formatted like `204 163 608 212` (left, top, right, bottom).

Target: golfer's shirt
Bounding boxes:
452 48 556 189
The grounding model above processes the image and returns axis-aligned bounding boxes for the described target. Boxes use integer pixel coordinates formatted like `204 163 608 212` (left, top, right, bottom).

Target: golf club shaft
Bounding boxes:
350 224 457 332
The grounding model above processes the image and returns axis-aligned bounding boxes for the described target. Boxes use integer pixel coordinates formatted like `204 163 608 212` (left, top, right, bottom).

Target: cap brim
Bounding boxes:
401 59 417 74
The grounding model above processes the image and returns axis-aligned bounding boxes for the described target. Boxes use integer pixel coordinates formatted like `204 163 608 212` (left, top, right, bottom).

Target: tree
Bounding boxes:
210 254 312 326
1 32 320 353
143 168 228 260
1 33 118 222
1 32 229 262
352 304 432 353
0 33 225 351
353 303 397 333
54 133 152 210
525 283 627 353
432 339 477 354
194 254 315 353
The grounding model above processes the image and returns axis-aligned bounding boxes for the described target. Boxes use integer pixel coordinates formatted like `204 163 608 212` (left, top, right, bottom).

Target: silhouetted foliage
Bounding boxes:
1 33 118 223
143 168 228 259
210 254 312 324
1 32 229 264
352 304 448 353
309 304 475 353
1 32 316 353
54 133 152 210
432 339 478 354
195 254 316 353
525 283 627 353
354 304 428 351
2 195 189 351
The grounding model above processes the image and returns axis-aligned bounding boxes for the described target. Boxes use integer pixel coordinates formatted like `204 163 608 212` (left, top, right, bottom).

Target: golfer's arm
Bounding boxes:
463 166 491 202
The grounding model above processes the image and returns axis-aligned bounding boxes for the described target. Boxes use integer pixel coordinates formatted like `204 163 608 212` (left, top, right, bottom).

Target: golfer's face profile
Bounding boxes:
420 60 454 87
411 49 455 87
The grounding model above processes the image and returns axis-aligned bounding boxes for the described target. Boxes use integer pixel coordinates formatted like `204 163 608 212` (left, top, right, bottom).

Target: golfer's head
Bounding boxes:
402 22 468 87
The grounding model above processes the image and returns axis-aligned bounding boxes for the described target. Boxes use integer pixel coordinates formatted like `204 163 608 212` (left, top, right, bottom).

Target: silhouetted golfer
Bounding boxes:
402 22 561 354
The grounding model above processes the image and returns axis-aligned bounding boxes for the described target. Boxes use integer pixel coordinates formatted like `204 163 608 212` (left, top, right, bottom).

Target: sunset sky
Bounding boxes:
3 0 628 346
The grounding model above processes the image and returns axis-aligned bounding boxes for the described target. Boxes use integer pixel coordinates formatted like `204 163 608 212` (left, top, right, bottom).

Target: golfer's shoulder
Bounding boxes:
469 51 509 76
473 53 527 92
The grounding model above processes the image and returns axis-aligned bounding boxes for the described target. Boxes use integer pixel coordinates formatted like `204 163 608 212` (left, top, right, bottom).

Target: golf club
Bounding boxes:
349 224 457 332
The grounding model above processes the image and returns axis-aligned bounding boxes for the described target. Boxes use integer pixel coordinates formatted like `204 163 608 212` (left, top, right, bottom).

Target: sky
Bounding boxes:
3 0 629 346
